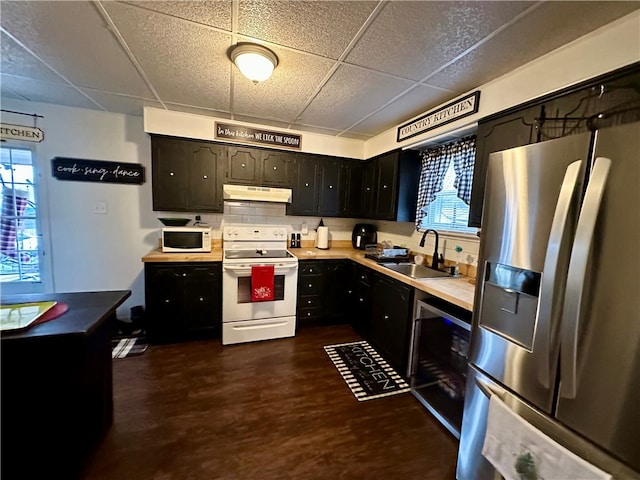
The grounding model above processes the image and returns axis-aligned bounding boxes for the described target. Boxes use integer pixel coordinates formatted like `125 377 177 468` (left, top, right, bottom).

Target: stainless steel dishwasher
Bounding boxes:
409 296 471 439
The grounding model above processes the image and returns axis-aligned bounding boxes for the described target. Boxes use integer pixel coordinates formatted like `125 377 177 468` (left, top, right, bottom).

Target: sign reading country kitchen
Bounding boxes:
0 123 44 143
215 122 302 150
397 91 480 142
51 157 145 185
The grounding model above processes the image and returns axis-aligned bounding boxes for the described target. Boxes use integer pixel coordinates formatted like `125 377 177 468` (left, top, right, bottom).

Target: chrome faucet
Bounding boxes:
419 229 440 270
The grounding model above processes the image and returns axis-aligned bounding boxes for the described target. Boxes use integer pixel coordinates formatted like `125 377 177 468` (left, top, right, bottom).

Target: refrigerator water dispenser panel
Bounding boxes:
479 262 541 350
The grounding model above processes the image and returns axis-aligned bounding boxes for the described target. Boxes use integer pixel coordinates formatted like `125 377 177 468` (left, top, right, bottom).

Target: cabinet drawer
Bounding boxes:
299 263 324 276
298 307 323 321
299 276 326 295
298 295 322 309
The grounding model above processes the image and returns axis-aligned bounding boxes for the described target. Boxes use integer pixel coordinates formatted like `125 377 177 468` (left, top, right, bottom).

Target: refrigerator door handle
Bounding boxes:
561 157 612 399
536 160 582 388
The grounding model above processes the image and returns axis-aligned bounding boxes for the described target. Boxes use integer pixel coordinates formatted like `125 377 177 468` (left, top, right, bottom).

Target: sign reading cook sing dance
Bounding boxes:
397 91 480 142
215 122 302 150
0 123 44 142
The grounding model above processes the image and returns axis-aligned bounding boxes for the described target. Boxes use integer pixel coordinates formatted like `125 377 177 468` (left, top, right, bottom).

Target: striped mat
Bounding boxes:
112 337 148 359
324 340 410 401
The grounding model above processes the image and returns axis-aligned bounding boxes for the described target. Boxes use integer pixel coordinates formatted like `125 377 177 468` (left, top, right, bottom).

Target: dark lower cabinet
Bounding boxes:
296 260 354 325
352 264 373 337
369 271 414 375
144 262 221 343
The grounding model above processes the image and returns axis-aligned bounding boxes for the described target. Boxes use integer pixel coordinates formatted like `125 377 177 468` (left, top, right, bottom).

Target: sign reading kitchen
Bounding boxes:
397 91 480 142
51 157 145 185
0 123 44 142
215 122 302 150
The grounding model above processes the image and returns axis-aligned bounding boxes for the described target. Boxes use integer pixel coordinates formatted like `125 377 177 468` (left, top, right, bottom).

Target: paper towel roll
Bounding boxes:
316 226 329 249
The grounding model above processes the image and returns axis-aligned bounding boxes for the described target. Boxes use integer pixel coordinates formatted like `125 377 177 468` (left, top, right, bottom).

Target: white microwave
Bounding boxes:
162 227 212 253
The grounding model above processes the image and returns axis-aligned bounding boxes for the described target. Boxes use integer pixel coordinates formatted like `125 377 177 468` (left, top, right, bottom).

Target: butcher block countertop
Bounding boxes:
142 244 475 312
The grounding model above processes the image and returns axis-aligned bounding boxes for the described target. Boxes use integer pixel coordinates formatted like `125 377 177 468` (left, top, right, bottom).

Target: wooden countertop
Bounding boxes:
141 246 475 312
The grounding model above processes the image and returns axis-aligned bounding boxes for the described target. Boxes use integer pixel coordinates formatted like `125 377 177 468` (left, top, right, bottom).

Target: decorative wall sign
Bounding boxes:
397 91 481 142
51 157 145 185
215 122 302 150
0 123 44 142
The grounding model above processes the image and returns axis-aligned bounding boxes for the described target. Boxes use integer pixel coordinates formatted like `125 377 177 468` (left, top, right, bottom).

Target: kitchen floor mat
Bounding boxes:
324 340 410 401
112 336 148 359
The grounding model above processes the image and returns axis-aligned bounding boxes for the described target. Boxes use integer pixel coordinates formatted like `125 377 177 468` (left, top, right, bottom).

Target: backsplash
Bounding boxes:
156 201 480 269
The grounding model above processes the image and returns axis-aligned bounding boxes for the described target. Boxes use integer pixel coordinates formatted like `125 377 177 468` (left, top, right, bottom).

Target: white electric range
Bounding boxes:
221 224 299 345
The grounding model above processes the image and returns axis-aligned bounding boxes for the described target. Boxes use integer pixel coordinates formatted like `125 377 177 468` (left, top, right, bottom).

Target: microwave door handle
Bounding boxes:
561 157 611 399
536 160 582 388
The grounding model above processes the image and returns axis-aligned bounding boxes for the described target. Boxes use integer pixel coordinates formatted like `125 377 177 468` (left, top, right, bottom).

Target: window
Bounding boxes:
415 135 477 235
0 146 43 286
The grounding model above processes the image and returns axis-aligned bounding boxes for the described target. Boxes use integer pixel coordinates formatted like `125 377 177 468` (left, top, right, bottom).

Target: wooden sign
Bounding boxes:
215 122 302 149
397 91 480 142
0 123 44 142
51 157 145 185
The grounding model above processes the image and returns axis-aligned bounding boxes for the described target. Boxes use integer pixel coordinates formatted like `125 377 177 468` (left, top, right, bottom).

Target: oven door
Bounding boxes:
222 262 298 323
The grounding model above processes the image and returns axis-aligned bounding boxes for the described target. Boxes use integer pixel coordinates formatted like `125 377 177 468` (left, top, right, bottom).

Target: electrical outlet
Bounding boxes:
93 201 108 214
301 223 308 235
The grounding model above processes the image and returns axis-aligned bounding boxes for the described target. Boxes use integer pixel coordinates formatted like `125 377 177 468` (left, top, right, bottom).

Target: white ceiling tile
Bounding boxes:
0 32 62 84
232 47 336 121
232 114 296 131
345 1 536 81
426 1 640 92
0 75 103 110
347 85 456 136
164 103 233 120
78 89 164 117
237 0 378 58
299 65 415 130
0 0 155 98
126 1 233 31
102 1 232 110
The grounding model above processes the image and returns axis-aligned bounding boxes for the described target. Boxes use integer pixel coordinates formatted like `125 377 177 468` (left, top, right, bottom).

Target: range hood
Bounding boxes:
223 184 292 203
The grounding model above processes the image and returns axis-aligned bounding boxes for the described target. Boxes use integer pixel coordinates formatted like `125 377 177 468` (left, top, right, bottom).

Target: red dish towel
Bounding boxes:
251 265 275 302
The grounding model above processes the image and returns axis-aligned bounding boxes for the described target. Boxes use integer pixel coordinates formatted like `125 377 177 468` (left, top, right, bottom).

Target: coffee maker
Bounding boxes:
352 224 377 250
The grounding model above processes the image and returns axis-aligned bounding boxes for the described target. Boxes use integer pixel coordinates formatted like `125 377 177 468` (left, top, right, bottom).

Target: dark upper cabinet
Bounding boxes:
227 146 260 184
363 149 420 221
287 154 319 216
151 136 224 213
341 160 365 217
317 157 344 217
226 146 293 187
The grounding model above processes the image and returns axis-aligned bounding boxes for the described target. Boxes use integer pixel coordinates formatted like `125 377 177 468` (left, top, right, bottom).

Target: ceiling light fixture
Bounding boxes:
229 43 278 84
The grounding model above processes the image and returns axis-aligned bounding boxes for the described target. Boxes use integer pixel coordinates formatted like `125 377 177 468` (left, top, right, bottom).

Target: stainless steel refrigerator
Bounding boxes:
457 121 640 479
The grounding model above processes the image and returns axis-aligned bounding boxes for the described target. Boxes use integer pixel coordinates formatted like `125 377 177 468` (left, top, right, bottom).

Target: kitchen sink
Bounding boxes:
380 262 454 280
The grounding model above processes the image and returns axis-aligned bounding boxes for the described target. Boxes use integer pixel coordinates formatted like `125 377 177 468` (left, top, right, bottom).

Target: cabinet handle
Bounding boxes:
170 172 175 176
305 183 309 187
241 163 246 168
383 184 388 189
199 297 204 301
307 312 312 317
384 314 390 320
164 299 170 303
359 297 364 303
308 283 313 288
329 185 333 189
203 175 208 179
273 166 277 170
366 187 371 191
182 273 187 277
307 300 312 305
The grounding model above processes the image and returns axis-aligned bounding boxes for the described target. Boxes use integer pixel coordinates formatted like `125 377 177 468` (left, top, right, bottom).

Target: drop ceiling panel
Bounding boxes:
78 89 164 117
237 0 378 58
345 1 536 81
426 1 640 92
0 1 154 98
232 48 336 121
164 104 233 121
126 0 233 31
102 1 232 110
348 84 456 135
300 65 415 130
0 32 63 84
0 76 103 110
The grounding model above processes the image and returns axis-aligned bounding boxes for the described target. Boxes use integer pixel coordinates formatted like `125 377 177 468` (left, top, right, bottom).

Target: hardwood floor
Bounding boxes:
83 325 459 479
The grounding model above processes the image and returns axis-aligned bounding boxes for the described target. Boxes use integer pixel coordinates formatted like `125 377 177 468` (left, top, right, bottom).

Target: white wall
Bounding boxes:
2 99 156 319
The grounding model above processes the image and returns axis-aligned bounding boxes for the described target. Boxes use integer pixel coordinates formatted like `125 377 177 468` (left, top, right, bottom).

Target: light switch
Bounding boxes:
93 201 108 214
301 223 308 235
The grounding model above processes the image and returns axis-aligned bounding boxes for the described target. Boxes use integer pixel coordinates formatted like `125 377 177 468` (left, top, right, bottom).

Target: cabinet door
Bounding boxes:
325 260 354 320
468 110 536 227
227 147 260 185
370 273 413 374
287 155 318 215
353 266 372 337
261 151 291 186
183 264 221 334
360 161 376 218
145 264 186 342
342 160 364 217
190 143 224 212
317 157 343 216
151 137 190 211
374 152 399 220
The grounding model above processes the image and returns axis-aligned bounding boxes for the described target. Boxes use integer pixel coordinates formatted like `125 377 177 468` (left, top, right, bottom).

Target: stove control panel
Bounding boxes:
223 224 288 242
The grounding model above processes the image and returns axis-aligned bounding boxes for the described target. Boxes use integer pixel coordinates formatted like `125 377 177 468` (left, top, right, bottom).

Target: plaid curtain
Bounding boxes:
414 135 477 229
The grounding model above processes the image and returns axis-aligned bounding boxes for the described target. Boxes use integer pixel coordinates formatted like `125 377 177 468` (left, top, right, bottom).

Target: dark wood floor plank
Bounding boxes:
83 325 458 479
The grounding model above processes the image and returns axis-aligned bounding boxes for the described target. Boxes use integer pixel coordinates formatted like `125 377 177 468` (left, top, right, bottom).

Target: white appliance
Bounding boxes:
222 184 292 203
222 224 298 345
161 226 212 253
